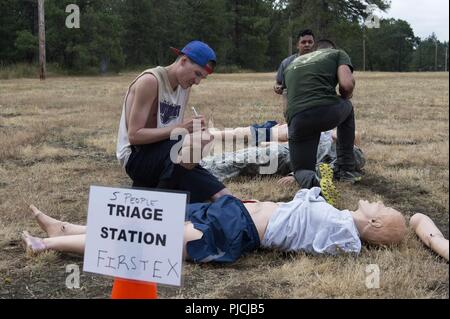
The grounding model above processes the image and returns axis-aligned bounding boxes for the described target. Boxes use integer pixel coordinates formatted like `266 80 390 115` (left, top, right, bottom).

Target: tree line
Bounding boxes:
1 0 448 74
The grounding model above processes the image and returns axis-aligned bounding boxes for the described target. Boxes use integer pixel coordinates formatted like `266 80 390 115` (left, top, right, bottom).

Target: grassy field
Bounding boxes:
0 72 448 299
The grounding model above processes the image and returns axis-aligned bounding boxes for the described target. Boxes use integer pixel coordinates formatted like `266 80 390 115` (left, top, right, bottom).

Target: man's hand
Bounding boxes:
339 88 353 100
177 130 215 170
273 84 284 95
277 175 296 186
179 116 205 133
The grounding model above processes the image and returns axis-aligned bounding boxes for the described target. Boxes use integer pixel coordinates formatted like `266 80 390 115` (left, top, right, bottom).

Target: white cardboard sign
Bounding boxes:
83 186 187 286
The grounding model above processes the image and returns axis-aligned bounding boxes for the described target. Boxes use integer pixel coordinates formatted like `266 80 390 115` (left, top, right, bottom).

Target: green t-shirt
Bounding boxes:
284 48 353 123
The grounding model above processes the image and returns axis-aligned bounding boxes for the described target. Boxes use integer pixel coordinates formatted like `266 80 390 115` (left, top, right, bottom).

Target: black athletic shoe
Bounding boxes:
334 170 362 183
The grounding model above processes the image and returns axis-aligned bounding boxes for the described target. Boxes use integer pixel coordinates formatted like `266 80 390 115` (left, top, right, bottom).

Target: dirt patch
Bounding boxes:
0 113 22 118
359 173 449 237
1 241 113 299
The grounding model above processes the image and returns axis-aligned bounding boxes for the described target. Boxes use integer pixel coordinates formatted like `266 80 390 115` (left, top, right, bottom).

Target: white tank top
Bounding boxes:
116 66 190 168
262 187 361 255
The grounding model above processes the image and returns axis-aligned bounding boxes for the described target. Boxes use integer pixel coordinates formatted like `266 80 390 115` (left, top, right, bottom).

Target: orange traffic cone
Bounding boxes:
111 277 158 299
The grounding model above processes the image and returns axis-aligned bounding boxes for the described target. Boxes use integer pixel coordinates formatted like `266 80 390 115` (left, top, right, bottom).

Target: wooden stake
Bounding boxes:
38 0 46 80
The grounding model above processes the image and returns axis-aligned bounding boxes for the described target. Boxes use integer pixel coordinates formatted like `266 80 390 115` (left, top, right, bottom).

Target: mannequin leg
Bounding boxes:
22 231 85 255
271 124 288 143
29 205 86 237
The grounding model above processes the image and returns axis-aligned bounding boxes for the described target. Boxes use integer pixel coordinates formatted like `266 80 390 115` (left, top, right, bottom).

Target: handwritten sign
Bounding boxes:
83 186 187 286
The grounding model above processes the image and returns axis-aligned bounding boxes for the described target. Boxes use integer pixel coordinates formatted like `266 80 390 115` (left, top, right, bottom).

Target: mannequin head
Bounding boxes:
352 200 407 245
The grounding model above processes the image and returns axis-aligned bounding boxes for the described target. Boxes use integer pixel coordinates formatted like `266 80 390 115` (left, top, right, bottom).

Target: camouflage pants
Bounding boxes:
200 139 365 182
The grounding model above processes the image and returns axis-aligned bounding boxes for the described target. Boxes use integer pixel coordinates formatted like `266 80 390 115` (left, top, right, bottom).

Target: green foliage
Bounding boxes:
0 0 36 63
176 0 233 66
43 0 124 74
0 62 39 79
0 62 67 79
286 0 389 39
366 19 417 72
0 0 447 74
332 21 364 69
410 34 448 71
14 30 38 62
228 0 273 70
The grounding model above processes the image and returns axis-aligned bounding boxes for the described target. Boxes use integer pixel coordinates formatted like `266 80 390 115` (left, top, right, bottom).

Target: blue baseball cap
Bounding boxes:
171 40 216 74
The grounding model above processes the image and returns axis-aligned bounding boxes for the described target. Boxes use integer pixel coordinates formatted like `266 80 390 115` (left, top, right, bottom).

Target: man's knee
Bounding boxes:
294 169 319 189
342 99 355 118
178 131 215 168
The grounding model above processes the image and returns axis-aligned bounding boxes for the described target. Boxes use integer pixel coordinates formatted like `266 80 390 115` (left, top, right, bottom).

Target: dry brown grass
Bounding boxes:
0 72 448 299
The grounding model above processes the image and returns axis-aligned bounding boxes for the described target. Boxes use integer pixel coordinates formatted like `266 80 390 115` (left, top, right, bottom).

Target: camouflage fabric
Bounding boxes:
201 138 365 182
200 144 291 182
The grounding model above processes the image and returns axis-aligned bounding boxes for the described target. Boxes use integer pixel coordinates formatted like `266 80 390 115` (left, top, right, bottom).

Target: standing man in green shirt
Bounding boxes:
284 39 360 189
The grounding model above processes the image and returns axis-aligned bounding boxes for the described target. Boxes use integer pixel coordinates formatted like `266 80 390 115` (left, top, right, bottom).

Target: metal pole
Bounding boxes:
38 0 46 80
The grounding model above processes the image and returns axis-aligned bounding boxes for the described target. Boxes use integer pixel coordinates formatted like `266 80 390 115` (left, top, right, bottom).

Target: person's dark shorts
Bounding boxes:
186 195 260 263
250 120 278 146
125 139 226 203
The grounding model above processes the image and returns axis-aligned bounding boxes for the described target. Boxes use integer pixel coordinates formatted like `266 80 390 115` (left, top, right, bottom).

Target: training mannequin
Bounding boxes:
202 127 364 187
23 188 406 262
210 122 288 146
209 122 361 147
410 213 449 261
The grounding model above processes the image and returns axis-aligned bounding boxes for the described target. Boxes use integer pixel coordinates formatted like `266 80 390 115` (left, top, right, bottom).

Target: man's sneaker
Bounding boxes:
318 163 339 206
334 170 362 183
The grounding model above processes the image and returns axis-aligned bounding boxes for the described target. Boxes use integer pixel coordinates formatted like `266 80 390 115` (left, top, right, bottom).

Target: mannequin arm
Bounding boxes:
210 124 289 144
209 127 251 142
410 213 449 261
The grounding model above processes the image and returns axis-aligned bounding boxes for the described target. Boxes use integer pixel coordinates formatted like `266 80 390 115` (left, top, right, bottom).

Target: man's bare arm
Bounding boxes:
127 76 201 145
127 75 175 145
337 65 355 99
